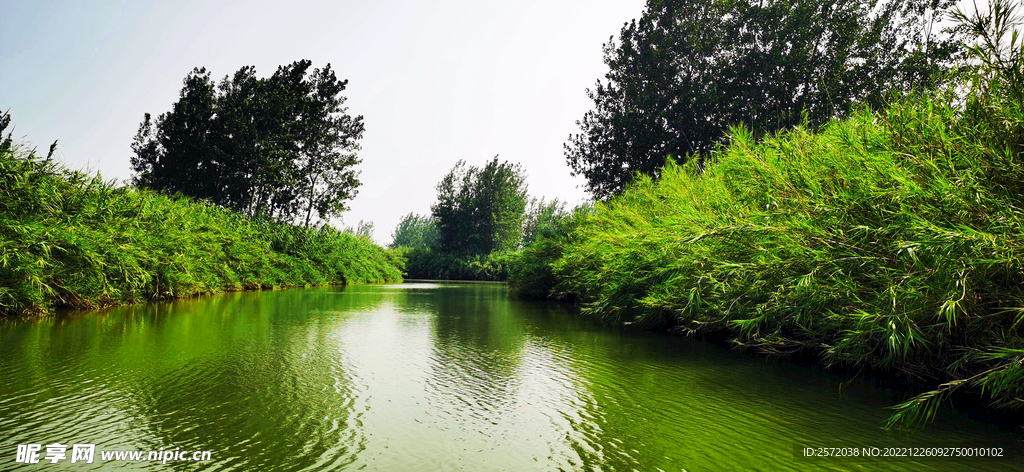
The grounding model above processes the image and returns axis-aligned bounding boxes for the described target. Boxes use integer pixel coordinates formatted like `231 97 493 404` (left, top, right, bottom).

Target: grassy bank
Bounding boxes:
508 34 1024 427
0 139 402 317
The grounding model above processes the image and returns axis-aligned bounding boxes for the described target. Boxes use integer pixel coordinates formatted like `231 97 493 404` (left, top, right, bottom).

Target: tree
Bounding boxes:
290 64 364 227
389 213 439 249
566 0 961 198
431 157 529 255
131 60 364 225
343 220 375 240
521 198 569 248
131 68 218 201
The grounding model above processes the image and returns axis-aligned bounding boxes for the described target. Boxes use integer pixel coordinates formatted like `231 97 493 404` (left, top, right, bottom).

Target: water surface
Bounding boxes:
0 282 1019 471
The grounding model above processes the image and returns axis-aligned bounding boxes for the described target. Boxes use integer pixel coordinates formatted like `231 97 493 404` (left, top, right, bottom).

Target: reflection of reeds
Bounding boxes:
0 117 402 317
513 1 1024 429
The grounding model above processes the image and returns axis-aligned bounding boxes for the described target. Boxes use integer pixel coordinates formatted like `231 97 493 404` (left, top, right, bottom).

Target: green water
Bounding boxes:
0 282 1019 471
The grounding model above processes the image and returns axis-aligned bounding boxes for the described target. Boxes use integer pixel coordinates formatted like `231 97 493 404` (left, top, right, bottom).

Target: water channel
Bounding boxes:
0 282 1019 471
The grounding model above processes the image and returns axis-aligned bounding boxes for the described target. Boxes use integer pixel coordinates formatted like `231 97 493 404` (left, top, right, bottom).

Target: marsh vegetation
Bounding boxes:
0 118 401 317
506 1 1024 427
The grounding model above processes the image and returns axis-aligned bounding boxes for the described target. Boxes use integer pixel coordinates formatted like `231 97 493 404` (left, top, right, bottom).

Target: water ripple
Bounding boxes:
1 285 1020 471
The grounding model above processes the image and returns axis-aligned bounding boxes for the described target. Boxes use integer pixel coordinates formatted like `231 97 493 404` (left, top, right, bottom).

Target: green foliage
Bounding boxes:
0 122 400 317
389 212 439 249
512 0 1024 427
507 204 590 298
390 158 528 281
0 111 15 155
343 220 375 240
520 198 569 248
567 0 963 198
432 157 529 255
402 247 511 281
131 60 364 225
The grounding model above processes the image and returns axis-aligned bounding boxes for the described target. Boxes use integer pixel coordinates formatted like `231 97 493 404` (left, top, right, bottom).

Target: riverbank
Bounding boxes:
507 75 1024 427
0 144 403 317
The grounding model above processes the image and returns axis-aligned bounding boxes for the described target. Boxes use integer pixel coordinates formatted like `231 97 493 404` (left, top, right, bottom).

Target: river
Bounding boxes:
0 282 1019 471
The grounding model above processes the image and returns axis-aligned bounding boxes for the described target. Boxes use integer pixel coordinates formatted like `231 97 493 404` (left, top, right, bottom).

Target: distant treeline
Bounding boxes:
389 156 569 281
506 2 1024 428
0 119 401 317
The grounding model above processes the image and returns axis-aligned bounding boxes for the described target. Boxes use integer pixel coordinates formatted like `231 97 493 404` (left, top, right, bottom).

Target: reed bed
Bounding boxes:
0 144 402 317
511 39 1024 425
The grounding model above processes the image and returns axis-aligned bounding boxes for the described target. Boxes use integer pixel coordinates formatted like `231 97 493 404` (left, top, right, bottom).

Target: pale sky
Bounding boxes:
0 0 646 243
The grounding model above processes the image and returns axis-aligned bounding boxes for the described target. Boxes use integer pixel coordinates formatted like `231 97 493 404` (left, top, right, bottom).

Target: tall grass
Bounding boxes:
506 204 590 299
509 2 1024 427
0 131 401 317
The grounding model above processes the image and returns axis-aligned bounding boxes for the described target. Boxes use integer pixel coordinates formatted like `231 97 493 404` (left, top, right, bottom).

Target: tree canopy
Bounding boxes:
131 60 364 225
431 157 529 255
389 213 440 249
521 198 569 248
566 0 961 198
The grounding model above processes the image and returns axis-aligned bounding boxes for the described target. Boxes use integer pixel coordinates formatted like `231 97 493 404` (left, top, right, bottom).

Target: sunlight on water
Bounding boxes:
0 282 1019 471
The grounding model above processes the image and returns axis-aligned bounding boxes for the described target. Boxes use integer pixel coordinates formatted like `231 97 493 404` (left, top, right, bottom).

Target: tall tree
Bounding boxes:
566 0 961 198
389 213 439 249
131 60 364 224
294 64 364 227
521 198 569 248
132 68 218 200
431 157 529 255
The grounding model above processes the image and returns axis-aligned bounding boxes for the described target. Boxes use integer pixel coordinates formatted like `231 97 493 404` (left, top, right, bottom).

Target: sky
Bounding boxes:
0 0 646 244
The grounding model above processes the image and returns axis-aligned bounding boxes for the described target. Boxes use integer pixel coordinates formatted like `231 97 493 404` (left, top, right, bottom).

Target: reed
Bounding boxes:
509 1 1024 427
0 136 402 317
